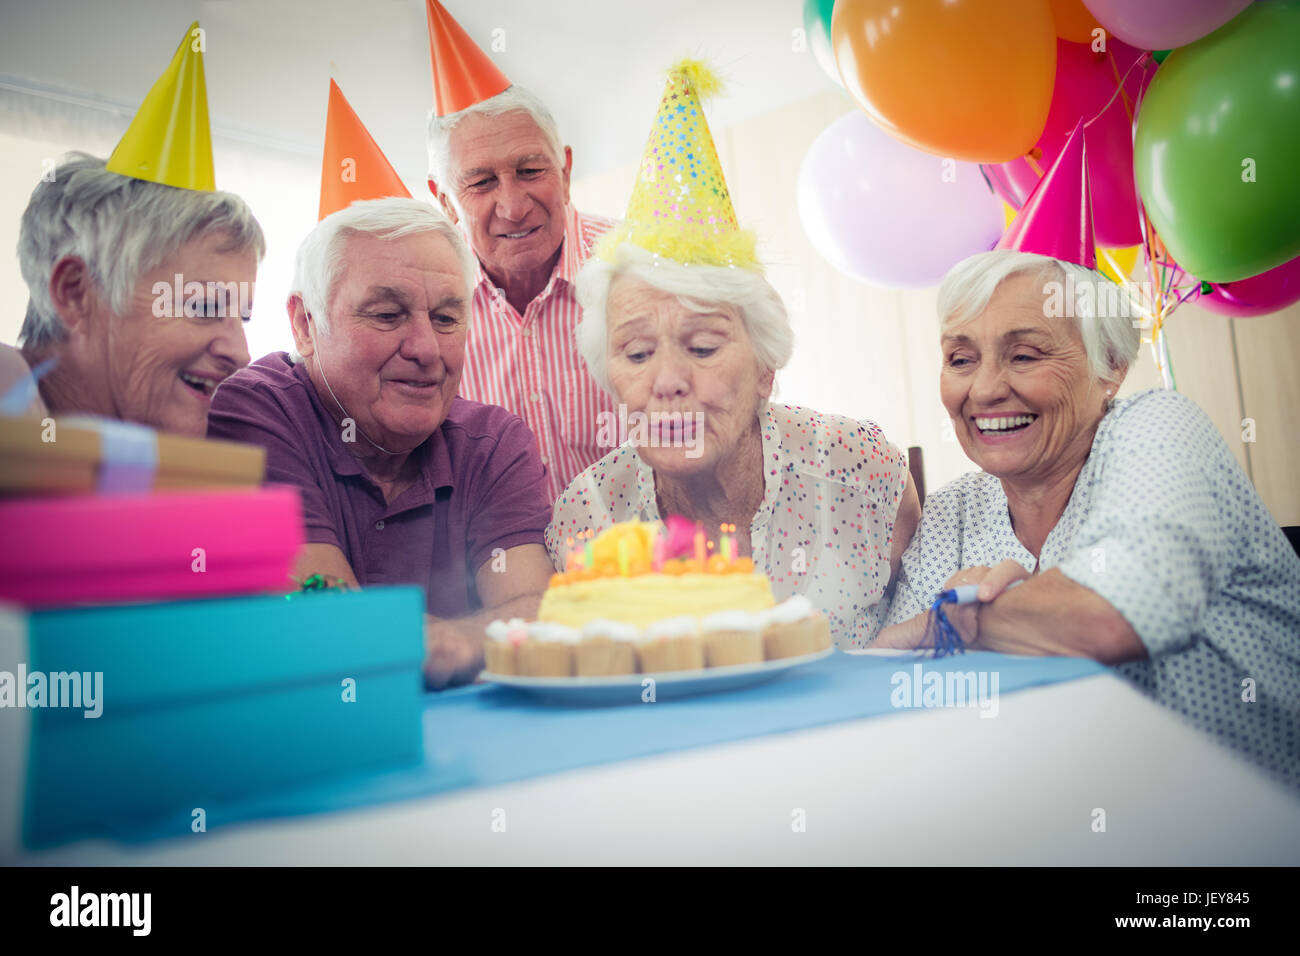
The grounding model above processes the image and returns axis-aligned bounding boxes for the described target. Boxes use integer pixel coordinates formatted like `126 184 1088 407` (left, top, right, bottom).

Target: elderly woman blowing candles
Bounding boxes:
545 60 920 648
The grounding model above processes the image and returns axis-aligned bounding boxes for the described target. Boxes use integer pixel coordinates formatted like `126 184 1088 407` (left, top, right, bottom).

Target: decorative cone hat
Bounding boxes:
318 79 411 219
995 120 1096 269
106 21 215 190
426 0 511 116
596 59 759 272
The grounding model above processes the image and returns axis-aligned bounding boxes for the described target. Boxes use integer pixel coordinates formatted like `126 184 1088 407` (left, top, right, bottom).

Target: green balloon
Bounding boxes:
803 0 842 88
1134 1 1300 283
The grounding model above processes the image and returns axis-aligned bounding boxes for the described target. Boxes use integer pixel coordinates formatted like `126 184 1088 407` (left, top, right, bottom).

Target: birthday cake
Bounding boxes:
484 519 831 677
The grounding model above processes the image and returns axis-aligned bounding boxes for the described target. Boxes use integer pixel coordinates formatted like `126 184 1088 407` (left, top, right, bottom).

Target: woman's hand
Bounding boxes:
875 559 1031 650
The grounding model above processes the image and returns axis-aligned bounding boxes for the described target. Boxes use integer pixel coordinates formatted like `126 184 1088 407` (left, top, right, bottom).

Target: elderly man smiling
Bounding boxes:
206 198 554 688
424 0 616 501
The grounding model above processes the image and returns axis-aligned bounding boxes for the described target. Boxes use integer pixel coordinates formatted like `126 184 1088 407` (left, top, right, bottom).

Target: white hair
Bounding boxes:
289 197 478 362
17 152 265 350
937 250 1140 383
575 242 794 394
425 85 565 202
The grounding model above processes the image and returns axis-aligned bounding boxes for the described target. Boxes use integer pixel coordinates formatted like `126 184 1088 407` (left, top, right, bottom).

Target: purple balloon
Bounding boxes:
797 111 1004 288
1082 0 1252 50
1198 253 1300 317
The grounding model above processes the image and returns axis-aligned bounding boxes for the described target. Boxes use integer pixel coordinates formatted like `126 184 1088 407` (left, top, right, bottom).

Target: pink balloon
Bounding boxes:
983 37 1145 247
1082 0 1252 51
1198 254 1300 317
797 112 1004 288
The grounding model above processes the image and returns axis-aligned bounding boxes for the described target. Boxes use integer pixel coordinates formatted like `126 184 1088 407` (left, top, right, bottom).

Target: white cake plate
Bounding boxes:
482 647 835 705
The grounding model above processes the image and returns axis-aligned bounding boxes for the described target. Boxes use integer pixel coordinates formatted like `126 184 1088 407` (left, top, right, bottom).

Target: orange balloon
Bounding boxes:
832 0 1057 164
1049 0 1103 43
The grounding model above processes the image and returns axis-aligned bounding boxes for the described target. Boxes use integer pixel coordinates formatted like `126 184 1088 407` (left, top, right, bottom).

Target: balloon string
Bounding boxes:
1085 52 1153 129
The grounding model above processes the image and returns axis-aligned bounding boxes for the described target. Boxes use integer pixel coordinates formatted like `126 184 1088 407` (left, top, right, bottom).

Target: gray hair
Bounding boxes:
17 152 265 350
289 197 477 361
426 85 565 201
937 250 1140 382
575 242 794 394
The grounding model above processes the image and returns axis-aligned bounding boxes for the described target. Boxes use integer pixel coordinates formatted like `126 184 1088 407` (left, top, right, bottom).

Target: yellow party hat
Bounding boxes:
106 21 215 190
596 58 759 271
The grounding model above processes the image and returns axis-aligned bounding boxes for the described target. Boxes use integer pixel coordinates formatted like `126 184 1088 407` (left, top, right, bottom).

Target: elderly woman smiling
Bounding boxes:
877 249 1300 789
0 153 264 434
547 239 921 646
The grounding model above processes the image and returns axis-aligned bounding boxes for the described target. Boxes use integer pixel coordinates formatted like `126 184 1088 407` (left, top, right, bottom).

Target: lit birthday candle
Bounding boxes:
719 523 731 564
694 524 705 564
617 537 630 576
584 530 594 569
652 525 665 572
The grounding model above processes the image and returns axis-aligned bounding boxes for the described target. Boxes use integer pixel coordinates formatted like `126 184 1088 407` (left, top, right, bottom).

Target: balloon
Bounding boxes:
797 111 1004 288
802 0 842 88
1197 254 1300 318
1082 0 1252 51
1097 245 1139 285
1134 1 1300 282
984 37 1145 247
1050 0 1103 43
831 0 1057 163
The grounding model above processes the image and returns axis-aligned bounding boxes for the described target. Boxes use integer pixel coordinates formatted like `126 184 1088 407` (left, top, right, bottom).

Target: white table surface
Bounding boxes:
13 660 1300 866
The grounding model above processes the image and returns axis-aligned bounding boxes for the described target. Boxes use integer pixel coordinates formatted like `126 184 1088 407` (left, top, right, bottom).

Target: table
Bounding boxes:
15 662 1300 865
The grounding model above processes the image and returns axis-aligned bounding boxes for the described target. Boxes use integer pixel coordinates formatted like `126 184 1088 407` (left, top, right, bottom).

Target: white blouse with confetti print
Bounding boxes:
546 402 911 648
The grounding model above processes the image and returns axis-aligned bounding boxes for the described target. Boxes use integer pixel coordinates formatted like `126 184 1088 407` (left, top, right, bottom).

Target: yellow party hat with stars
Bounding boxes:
106 21 215 190
596 58 759 272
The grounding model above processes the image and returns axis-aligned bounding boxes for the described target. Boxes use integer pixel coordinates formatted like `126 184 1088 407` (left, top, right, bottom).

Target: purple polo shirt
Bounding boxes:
206 352 550 616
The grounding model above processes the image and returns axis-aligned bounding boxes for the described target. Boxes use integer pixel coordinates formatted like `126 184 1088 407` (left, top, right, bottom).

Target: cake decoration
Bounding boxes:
489 518 834 679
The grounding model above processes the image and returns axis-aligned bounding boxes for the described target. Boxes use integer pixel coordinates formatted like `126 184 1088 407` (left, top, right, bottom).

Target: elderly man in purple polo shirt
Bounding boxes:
207 197 554 688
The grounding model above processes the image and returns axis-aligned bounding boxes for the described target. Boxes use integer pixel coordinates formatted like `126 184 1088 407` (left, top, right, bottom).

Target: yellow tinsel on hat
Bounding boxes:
595 58 761 272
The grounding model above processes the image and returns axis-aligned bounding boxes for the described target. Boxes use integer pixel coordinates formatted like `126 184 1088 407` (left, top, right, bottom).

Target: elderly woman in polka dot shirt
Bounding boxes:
877 249 1300 790
545 241 922 647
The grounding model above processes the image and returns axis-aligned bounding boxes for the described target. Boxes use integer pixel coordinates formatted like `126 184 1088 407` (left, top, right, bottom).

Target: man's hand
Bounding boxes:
422 618 485 690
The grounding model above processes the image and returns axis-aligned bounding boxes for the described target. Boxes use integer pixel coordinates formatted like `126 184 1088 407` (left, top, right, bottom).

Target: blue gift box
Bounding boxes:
0 586 425 850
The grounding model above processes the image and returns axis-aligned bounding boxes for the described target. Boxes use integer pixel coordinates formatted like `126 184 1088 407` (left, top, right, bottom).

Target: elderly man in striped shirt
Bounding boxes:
425 9 616 503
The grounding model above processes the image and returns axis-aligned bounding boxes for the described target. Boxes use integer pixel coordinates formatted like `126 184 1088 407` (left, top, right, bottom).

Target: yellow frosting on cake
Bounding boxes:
538 572 776 630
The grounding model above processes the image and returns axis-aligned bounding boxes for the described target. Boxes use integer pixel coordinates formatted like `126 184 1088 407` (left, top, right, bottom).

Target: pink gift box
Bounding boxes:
0 486 304 607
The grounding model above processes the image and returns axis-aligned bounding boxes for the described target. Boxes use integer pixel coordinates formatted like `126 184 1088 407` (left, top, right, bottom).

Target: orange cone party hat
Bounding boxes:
106 21 215 190
995 120 1096 269
426 0 511 116
318 79 411 220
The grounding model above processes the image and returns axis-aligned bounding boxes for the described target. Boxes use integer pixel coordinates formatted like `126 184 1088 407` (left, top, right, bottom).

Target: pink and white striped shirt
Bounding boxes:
458 205 619 502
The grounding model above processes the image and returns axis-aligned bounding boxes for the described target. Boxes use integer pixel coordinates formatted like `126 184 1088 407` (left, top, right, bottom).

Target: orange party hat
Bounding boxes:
426 0 511 116
318 79 411 220
105 21 215 190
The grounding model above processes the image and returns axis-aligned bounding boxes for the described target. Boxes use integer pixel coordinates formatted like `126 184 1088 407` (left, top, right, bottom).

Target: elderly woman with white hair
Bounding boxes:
547 237 922 647
546 58 920 647
876 249 1300 790
0 152 264 434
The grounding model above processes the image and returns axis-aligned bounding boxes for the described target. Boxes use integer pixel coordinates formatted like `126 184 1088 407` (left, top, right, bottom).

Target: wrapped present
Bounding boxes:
0 415 264 496
0 586 426 851
0 487 304 607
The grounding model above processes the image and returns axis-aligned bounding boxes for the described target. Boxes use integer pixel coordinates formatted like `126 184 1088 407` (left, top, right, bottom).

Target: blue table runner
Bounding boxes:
104 650 1104 844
